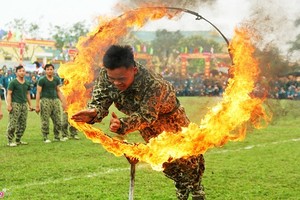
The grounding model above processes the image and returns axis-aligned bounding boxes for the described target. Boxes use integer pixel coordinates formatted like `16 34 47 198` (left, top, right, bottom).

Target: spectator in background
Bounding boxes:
0 69 4 99
0 69 4 84
0 67 4 118
286 85 296 100
277 87 287 99
294 86 300 100
0 95 3 120
2 65 8 74
33 61 44 75
6 65 33 147
30 75 38 99
4 68 16 91
35 63 67 143
25 71 31 82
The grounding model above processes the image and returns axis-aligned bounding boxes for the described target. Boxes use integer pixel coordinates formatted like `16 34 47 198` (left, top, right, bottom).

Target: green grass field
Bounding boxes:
0 97 299 200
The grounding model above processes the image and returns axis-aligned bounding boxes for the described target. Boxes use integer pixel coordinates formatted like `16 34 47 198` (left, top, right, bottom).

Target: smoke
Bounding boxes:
240 0 300 60
110 0 300 61
114 0 217 11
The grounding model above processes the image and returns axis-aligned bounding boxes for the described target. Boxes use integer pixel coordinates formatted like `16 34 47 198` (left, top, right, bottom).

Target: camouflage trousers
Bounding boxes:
40 98 62 139
7 102 28 142
62 112 78 137
163 154 205 200
139 106 205 199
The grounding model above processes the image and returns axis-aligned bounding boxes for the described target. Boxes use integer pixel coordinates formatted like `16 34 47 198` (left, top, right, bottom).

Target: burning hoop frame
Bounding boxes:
93 7 233 200
59 5 269 200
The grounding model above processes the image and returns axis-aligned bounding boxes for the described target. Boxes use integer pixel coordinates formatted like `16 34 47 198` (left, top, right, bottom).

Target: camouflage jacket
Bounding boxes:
88 63 189 141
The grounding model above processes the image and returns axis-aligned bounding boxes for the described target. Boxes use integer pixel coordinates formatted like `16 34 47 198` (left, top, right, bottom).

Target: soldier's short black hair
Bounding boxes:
44 63 54 70
15 65 24 72
103 45 135 70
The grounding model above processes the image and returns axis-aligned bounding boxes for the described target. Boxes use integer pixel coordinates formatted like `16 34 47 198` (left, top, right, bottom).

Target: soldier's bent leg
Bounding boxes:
191 184 205 200
163 154 205 200
174 181 190 200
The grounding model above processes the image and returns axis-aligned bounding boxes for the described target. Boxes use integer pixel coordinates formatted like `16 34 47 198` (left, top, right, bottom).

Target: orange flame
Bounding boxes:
58 7 270 169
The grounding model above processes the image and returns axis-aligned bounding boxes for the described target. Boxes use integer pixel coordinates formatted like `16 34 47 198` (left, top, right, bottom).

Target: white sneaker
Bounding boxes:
61 137 69 141
44 139 51 143
7 142 17 147
71 135 80 140
16 141 28 145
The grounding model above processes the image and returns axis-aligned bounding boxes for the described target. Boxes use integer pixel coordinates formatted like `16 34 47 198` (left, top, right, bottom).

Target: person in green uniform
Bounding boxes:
6 65 33 147
35 63 67 143
72 45 205 200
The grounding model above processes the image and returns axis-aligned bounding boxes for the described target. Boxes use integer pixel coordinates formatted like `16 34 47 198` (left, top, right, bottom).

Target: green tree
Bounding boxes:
50 25 68 50
151 29 183 70
5 18 40 39
289 18 300 52
69 22 89 46
50 21 88 50
2 18 41 61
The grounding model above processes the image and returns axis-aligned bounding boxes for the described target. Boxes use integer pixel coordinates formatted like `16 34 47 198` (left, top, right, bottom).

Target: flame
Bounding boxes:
58 7 271 169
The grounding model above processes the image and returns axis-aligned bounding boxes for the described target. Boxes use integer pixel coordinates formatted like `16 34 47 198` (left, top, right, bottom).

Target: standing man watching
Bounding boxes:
35 63 67 143
72 45 205 200
6 65 33 147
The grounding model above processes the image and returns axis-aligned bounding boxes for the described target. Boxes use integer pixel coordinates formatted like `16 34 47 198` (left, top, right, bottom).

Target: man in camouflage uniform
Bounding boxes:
72 45 205 200
35 64 66 143
6 65 33 147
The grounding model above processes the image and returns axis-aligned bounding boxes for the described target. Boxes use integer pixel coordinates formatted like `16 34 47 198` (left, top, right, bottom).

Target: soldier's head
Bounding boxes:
15 65 25 78
103 45 138 91
44 63 55 76
15 65 24 73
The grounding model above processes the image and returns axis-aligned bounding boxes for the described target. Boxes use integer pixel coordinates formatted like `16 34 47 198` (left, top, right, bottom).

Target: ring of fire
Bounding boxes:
57 6 270 169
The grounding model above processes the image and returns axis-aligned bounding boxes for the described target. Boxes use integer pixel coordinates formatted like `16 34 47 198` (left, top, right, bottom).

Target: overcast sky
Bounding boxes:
1 0 299 58
1 0 298 36
0 0 258 36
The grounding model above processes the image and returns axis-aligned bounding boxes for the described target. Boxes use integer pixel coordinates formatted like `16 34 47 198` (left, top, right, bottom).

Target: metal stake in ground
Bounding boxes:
125 156 139 200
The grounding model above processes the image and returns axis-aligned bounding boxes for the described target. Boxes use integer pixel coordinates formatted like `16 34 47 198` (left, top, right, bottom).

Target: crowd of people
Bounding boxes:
1 62 299 146
1 63 299 146
162 71 300 100
268 76 300 100
1 64 299 102
0 64 79 147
